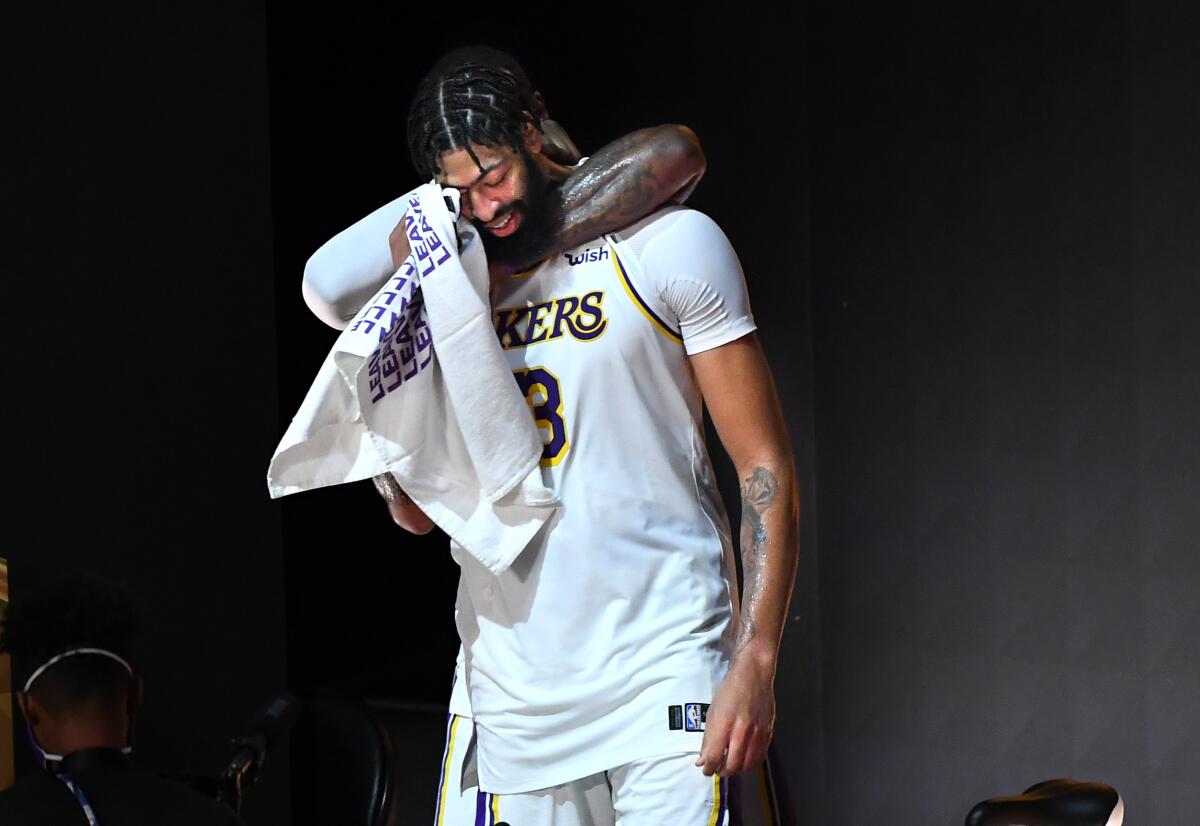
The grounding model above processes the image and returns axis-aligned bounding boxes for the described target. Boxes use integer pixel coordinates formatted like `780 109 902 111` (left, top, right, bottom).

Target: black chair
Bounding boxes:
966 778 1123 826
734 740 796 826
370 701 457 825
290 698 401 826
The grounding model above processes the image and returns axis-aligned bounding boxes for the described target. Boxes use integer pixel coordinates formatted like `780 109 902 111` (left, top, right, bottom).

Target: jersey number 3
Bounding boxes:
513 367 569 467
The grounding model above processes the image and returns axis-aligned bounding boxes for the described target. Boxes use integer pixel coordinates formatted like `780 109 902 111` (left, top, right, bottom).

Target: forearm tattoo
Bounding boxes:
735 466 779 654
510 129 677 270
555 139 662 252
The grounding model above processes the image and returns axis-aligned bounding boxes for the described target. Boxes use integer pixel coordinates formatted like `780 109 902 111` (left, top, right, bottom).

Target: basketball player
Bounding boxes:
302 47 704 332
304 50 798 825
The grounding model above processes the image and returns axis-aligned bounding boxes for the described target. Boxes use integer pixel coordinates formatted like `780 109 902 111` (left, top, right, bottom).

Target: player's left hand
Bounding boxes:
696 651 776 777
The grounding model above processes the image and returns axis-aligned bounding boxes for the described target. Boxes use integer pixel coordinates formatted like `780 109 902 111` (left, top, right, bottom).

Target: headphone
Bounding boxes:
23 647 136 769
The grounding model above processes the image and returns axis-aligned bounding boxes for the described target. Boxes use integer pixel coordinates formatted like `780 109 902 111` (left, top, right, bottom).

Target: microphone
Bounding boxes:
218 692 302 812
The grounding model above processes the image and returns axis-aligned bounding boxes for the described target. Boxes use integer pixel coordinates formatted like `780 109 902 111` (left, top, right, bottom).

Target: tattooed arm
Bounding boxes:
388 124 707 279
545 124 705 261
689 333 800 777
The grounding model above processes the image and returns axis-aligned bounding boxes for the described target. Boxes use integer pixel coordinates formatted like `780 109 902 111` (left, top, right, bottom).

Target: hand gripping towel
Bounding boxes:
268 183 557 574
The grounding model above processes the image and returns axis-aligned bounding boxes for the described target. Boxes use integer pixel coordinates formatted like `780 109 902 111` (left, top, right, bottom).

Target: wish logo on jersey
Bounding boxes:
494 291 608 349
563 245 609 266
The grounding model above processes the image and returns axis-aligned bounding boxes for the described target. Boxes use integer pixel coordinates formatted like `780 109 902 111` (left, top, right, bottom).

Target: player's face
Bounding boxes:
437 142 533 237
437 137 556 268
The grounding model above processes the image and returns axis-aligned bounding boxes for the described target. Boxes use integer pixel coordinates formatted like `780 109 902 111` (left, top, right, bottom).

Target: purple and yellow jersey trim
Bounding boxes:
474 789 501 826
434 714 462 826
709 775 733 826
609 243 684 345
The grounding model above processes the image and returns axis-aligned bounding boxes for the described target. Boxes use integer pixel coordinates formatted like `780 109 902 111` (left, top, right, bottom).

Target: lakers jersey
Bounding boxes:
453 206 757 793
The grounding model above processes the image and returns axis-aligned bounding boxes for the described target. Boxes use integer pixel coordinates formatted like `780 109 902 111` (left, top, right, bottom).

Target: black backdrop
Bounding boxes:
809 4 1200 822
7 1 1198 823
6 1 288 822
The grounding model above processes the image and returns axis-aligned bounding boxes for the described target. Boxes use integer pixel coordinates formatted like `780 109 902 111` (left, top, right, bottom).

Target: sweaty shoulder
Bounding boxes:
608 207 756 355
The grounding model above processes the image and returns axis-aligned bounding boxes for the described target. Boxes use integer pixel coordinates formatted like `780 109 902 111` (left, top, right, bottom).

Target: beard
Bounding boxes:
474 149 556 270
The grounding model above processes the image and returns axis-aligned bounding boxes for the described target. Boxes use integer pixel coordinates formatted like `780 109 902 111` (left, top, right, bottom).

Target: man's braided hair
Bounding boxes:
406 47 541 180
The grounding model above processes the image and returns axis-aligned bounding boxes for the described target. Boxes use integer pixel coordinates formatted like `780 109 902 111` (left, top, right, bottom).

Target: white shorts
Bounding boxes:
433 714 733 826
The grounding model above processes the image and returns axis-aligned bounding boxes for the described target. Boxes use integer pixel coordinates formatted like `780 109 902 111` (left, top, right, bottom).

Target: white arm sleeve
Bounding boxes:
614 207 757 354
301 187 421 329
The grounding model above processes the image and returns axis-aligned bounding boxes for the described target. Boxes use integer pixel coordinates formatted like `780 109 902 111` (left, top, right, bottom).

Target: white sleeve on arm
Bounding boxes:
618 207 757 354
302 188 419 329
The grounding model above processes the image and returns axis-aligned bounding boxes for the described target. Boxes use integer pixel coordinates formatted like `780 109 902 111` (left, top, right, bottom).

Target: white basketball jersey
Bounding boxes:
453 206 756 793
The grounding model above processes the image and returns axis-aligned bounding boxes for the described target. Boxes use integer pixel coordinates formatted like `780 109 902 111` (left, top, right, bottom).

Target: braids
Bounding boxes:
407 57 540 179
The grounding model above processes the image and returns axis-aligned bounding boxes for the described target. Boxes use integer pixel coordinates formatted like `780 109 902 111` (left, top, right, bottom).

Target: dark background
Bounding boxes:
5 1 1197 824
5 1 289 823
809 4 1199 823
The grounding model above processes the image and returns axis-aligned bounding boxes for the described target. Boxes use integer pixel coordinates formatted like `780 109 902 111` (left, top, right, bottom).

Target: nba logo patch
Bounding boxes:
685 703 709 732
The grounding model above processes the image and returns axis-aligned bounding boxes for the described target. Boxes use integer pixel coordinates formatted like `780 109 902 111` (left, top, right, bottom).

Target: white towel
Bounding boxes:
268 183 558 574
